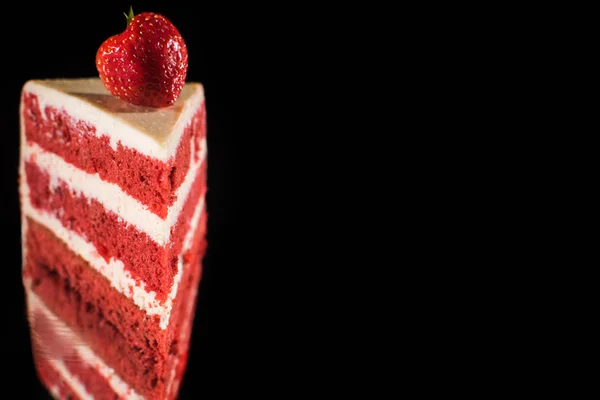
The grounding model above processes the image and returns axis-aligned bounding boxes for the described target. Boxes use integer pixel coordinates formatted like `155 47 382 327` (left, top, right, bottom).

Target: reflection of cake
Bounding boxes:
19 77 207 399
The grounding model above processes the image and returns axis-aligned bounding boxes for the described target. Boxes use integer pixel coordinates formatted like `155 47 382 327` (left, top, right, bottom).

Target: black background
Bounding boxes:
0 2 257 397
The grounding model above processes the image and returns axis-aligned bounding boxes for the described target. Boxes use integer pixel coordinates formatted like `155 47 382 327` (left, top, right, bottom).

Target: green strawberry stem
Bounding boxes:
124 6 134 27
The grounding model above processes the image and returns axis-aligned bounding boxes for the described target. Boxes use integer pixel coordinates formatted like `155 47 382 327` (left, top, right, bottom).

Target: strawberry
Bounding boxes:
96 8 188 108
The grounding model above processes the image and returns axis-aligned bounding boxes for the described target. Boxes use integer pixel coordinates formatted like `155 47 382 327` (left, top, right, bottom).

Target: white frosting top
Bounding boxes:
22 78 205 161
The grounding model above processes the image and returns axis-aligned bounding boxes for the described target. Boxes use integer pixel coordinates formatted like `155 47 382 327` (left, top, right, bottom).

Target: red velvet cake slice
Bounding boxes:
19 77 208 399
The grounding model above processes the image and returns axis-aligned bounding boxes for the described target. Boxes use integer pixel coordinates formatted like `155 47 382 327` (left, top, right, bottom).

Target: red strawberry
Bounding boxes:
96 8 188 107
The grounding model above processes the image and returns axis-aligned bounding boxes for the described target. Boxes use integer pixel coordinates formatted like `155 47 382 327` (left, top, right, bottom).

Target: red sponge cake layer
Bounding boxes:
24 218 205 399
24 159 206 299
21 88 206 219
28 286 200 400
26 217 166 357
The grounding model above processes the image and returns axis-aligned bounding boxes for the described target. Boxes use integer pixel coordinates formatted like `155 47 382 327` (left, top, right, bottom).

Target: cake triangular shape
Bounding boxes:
20 76 208 400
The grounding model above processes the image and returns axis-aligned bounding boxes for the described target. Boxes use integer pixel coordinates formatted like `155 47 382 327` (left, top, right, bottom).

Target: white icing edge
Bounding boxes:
184 194 206 251
24 138 206 247
22 194 205 330
23 80 204 161
26 289 143 400
49 385 61 399
165 194 204 328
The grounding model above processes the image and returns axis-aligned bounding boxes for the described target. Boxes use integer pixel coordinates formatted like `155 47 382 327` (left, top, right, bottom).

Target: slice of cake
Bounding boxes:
19 77 207 399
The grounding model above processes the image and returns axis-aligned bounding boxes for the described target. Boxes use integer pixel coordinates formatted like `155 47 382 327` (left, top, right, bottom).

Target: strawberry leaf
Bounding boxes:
124 6 134 27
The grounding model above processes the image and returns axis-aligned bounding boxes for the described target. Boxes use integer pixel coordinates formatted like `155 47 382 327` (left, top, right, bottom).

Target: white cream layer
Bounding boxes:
77 343 143 399
22 193 205 330
50 360 94 400
23 80 205 162
23 138 206 247
26 288 143 400
49 385 61 399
